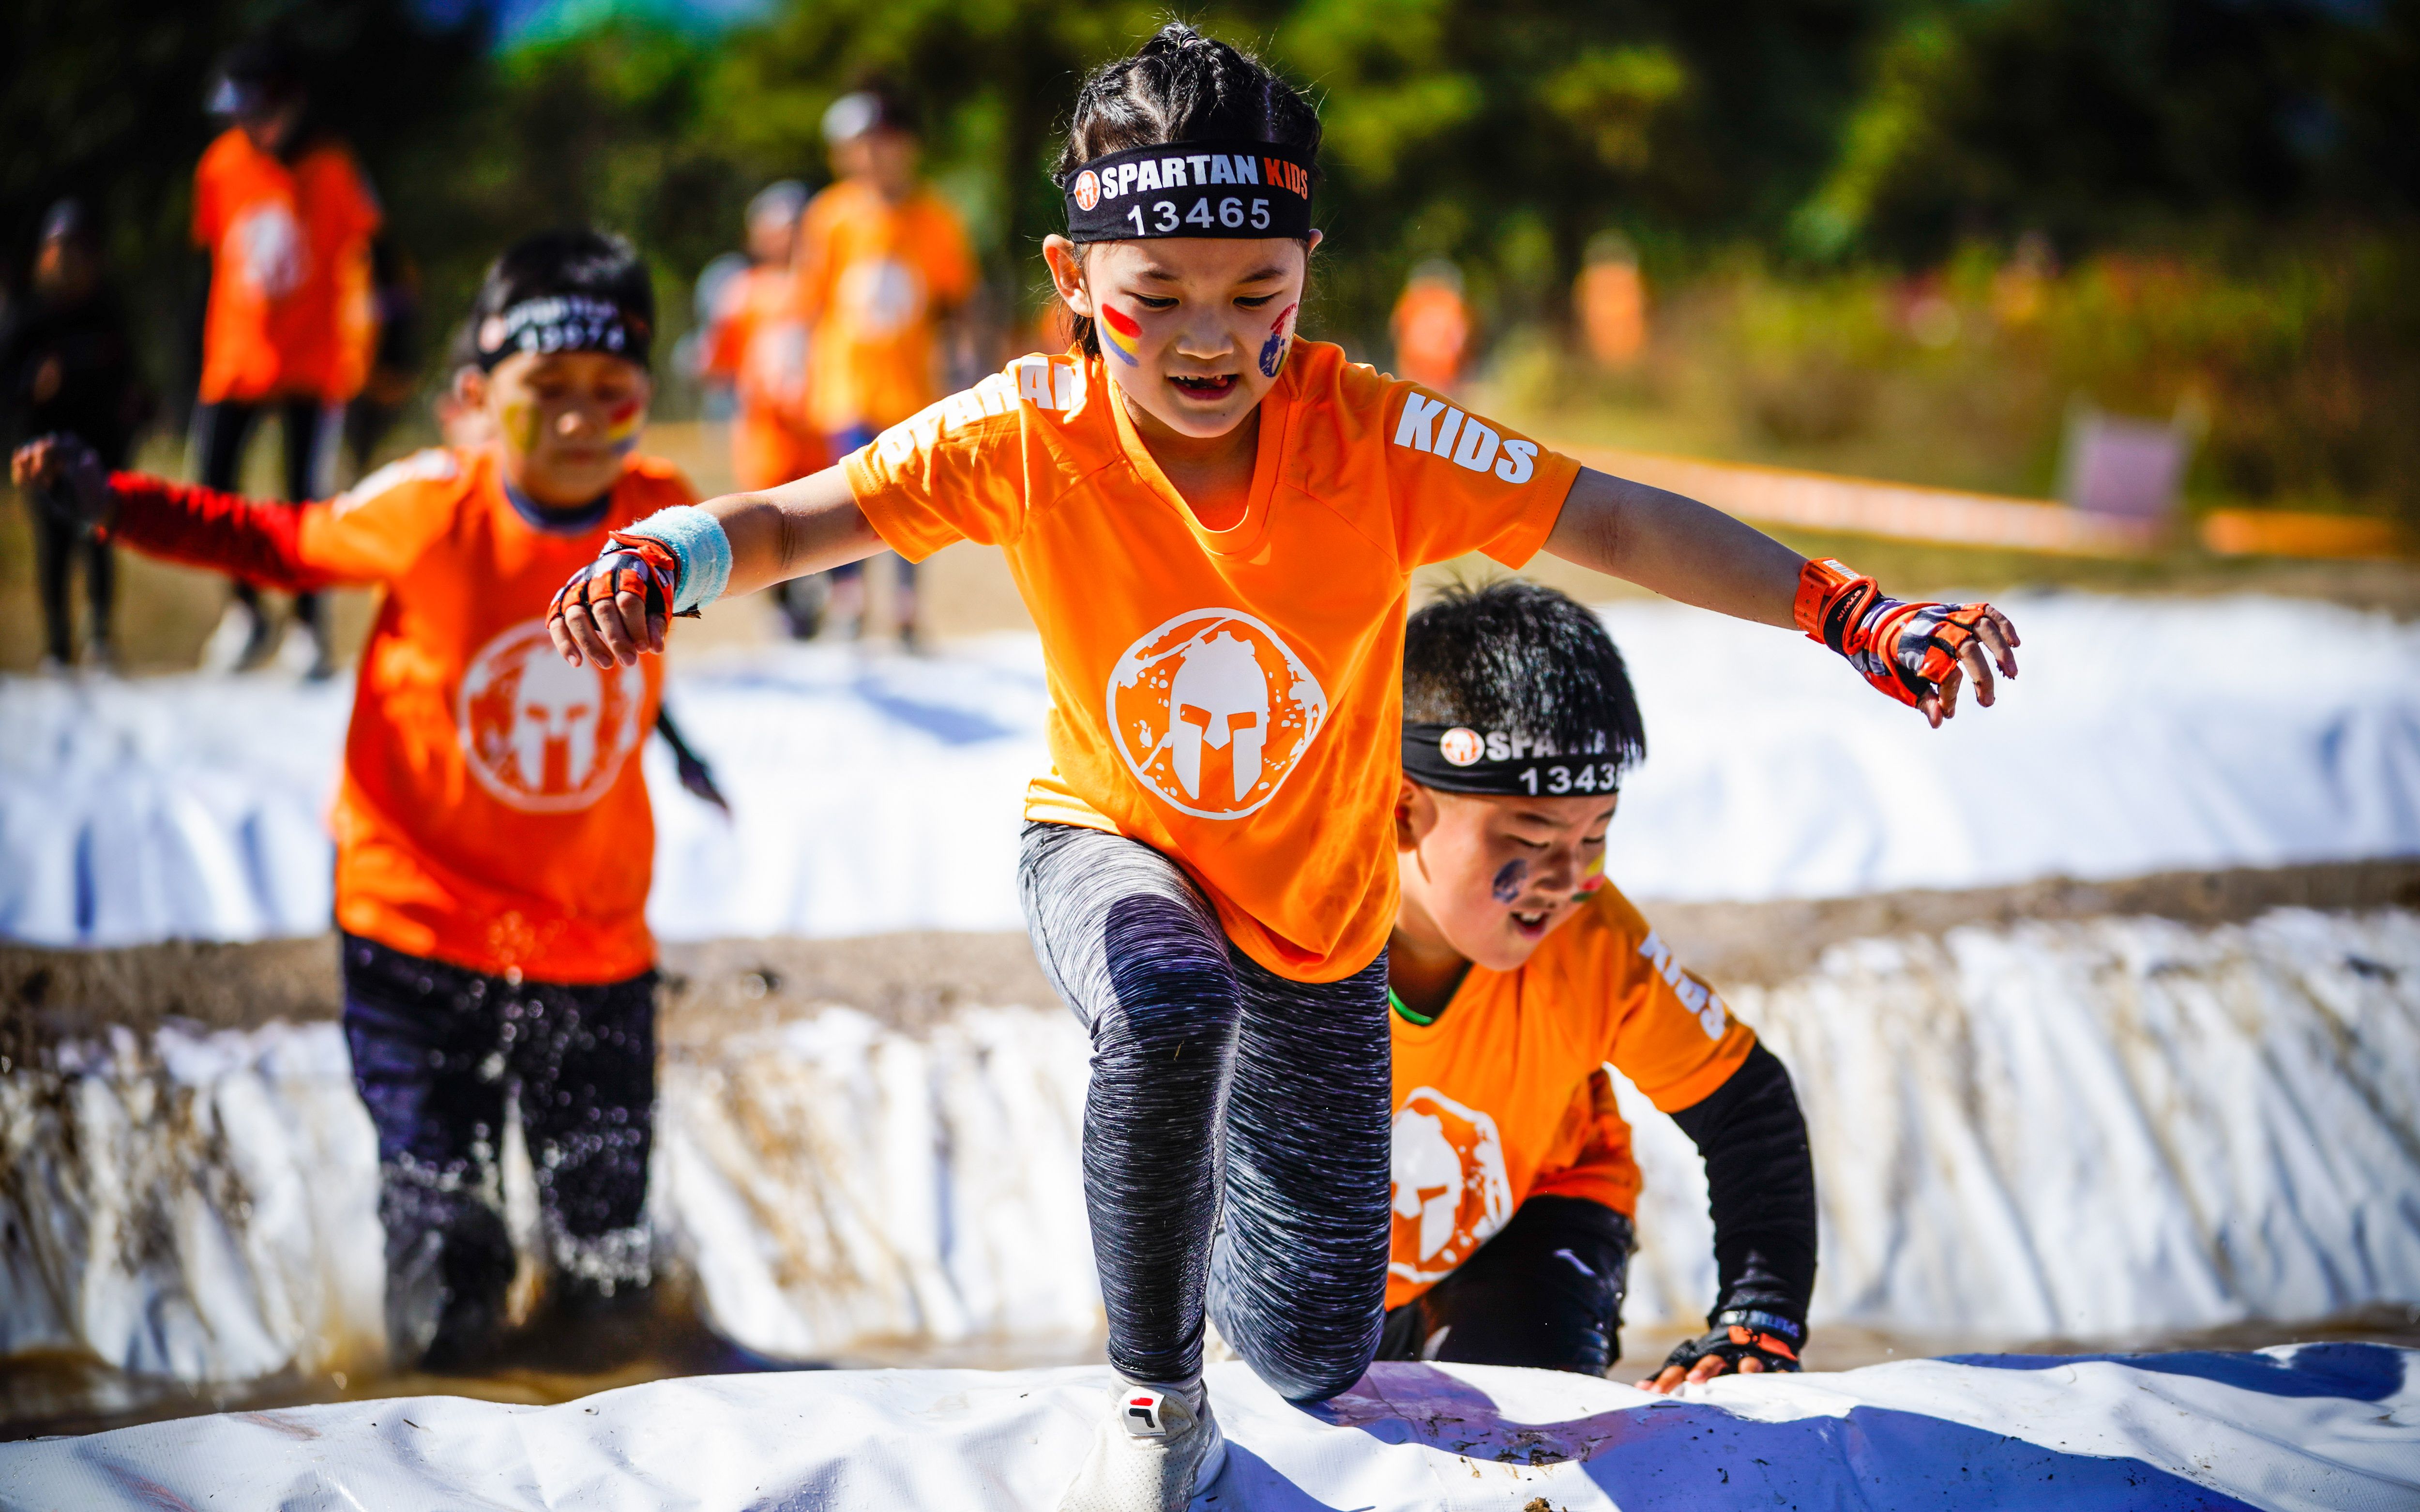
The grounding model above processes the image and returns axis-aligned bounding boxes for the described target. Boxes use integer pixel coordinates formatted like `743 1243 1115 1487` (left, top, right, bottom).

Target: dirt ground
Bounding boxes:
9 858 2415 1061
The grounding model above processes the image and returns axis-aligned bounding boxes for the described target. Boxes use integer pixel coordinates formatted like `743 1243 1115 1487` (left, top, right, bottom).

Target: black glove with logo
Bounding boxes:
1659 1307 1806 1376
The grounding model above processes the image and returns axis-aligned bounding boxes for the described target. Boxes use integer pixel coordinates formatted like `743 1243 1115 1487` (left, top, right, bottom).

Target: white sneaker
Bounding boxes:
1056 1381 1227 1512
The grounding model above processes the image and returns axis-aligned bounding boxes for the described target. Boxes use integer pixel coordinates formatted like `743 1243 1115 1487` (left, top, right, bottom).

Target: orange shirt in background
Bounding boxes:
192 127 383 404
796 178 975 435
703 263 826 490
846 341 1581 982
1386 884 1757 1309
110 448 693 983
1391 281 1470 393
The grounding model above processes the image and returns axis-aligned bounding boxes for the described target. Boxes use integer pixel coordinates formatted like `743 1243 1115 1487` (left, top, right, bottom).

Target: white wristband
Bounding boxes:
622 505 732 613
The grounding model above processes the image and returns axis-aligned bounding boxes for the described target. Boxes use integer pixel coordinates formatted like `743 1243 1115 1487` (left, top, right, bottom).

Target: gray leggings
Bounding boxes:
1019 821 1393 1403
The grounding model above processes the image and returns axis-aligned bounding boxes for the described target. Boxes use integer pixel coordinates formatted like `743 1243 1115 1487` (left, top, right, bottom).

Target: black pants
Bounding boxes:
31 505 113 664
1375 1194 1634 1376
1019 821 1395 1404
195 396 329 633
339 932 657 1370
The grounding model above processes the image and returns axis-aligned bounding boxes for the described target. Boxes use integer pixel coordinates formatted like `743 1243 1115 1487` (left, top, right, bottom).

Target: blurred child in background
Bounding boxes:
1 201 147 672
190 38 382 678
1390 258 1469 394
701 180 827 636
796 85 977 645
18 229 689 1374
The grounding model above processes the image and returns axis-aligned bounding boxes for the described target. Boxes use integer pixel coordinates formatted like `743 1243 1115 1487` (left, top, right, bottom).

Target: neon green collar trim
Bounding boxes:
1388 987 1437 1027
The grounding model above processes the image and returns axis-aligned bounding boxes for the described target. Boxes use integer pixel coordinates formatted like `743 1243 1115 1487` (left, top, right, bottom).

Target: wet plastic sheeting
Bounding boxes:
4 1348 2413 1511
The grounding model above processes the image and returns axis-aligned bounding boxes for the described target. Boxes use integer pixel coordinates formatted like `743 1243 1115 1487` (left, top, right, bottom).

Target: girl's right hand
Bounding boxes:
547 532 680 668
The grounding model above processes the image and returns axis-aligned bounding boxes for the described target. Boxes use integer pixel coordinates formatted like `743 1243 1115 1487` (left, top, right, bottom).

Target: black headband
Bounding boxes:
1403 722 1626 798
1061 141 1314 243
475 295 651 372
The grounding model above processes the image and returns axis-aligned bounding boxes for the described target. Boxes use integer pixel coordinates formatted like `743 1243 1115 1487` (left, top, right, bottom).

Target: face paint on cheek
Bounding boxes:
1574 852 1607 900
604 396 644 455
1098 303 1143 367
499 400 543 456
1258 301 1299 378
1492 858 1528 904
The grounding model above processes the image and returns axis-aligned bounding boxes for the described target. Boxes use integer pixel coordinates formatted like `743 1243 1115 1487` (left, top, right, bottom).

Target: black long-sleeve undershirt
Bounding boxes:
1669 1040 1818 1331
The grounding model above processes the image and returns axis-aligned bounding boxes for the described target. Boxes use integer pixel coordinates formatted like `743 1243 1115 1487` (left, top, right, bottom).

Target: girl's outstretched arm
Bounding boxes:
548 463 882 668
1543 466 2021 727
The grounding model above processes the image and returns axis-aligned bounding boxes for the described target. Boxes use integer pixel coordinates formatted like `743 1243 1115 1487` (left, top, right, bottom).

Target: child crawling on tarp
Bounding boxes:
1375 579 1816 1390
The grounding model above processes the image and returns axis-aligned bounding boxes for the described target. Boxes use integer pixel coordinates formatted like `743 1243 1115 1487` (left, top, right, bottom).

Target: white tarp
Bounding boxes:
5 593 2418 947
9 907 2415 1388
3 1348 2413 1512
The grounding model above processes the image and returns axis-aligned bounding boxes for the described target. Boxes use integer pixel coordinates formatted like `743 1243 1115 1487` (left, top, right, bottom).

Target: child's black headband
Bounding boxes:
1402 722 1625 798
475 295 651 372
1060 141 1314 244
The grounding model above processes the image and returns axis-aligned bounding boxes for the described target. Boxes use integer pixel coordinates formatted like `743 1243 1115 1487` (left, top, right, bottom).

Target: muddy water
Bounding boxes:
7 879 2418 1440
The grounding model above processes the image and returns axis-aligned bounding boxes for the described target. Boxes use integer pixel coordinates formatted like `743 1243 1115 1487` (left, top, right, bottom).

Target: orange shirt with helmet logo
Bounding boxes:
795 178 976 435
104 448 690 983
845 339 1581 982
703 263 826 490
1386 883 1757 1309
191 126 383 404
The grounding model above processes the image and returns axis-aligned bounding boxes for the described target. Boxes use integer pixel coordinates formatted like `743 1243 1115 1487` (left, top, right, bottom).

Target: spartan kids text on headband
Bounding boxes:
1060 141 1314 243
1403 722 1629 800
476 295 652 371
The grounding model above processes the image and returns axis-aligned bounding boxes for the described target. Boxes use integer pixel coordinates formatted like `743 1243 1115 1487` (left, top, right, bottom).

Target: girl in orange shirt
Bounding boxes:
552 26 2018 1512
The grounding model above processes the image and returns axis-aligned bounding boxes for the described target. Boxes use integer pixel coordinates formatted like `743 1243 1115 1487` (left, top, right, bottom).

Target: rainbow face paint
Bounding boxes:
604 395 644 455
1574 852 1607 900
1258 301 1299 378
1099 303 1144 367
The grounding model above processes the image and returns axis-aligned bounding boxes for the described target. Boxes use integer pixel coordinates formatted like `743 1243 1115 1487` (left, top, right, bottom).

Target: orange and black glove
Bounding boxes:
1660 1308 1805 1376
1795 557 1999 713
549 530 692 636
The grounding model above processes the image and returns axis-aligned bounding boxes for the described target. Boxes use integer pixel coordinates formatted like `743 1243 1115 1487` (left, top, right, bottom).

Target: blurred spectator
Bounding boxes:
0 201 150 672
798 85 977 647
1391 258 1470 394
191 38 382 679
1577 232 1647 369
1991 232 2056 330
701 180 828 637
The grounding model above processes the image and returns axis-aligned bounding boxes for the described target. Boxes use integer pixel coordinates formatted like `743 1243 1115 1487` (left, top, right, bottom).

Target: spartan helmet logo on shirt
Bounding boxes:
458 620 645 813
1390 1087 1514 1285
228 202 305 301
1107 609 1328 820
836 257 925 337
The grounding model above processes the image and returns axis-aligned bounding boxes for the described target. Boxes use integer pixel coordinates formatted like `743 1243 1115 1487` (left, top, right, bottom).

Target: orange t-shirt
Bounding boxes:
1386 884 1758 1308
704 262 825 490
191 128 383 404
118 447 691 983
846 341 1582 981
796 179 976 434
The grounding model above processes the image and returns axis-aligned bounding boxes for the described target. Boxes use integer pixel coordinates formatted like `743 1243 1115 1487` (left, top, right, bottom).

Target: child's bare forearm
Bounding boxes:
1543 467 1802 630
704 465 886 598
